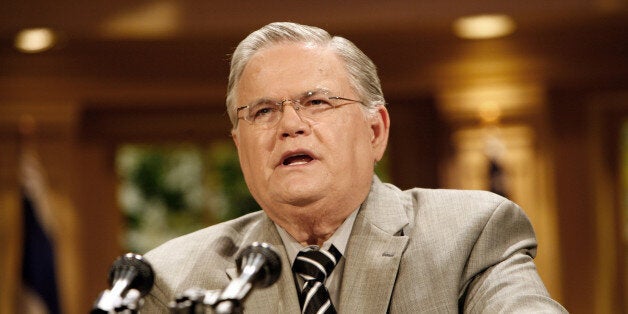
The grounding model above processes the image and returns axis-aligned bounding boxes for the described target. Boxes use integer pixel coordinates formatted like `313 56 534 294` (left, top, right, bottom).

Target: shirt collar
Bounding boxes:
275 208 359 265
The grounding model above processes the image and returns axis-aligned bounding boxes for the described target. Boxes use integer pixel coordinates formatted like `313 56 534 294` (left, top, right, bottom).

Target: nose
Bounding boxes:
280 99 301 113
278 100 309 138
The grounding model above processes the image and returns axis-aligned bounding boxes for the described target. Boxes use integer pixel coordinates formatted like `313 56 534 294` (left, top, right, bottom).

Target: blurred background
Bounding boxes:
1 1 627 313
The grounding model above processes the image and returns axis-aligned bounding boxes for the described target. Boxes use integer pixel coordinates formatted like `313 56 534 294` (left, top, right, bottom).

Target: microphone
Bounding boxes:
92 253 155 313
213 242 282 314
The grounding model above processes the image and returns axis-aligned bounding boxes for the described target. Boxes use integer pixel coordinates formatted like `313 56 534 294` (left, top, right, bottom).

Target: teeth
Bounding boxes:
282 154 313 166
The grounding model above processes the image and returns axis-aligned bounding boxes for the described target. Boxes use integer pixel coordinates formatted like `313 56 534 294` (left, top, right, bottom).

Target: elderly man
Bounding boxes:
142 22 565 313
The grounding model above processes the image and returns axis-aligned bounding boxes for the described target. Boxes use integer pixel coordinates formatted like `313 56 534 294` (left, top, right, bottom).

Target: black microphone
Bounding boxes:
92 253 155 313
213 242 282 314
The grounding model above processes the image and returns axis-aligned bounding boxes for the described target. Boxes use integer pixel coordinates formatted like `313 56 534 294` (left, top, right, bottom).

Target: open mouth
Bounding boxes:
282 154 313 166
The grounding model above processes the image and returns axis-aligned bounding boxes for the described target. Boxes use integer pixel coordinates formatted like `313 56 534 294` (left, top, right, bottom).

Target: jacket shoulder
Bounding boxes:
144 211 265 288
401 187 513 227
145 210 266 263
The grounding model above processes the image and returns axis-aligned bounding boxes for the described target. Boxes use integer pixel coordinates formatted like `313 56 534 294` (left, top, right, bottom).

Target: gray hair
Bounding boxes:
226 22 386 127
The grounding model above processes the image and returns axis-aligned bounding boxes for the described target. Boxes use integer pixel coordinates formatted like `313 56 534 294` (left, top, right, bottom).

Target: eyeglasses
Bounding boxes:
236 89 364 128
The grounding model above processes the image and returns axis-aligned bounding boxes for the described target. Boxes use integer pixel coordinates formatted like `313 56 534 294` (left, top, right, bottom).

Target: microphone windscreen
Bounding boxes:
108 253 155 296
236 242 281 288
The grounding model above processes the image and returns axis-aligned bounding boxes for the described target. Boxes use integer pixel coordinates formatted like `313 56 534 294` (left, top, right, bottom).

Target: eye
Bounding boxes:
304 98 332 107
255 107 272 116
250 103 278 119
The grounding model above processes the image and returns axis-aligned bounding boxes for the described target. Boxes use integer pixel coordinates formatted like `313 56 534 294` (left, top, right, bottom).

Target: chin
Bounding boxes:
270 187 326 207
287 192 324 207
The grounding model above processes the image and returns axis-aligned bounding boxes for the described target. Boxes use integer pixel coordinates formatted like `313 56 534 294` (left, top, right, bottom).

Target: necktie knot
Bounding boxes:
293 245 342 283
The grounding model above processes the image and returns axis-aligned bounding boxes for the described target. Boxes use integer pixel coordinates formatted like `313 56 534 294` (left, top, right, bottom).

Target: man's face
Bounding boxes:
231 42 389 224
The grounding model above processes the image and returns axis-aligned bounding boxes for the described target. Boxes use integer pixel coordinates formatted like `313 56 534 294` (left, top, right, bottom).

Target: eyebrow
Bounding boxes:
301 88 331 98
247 88 333 106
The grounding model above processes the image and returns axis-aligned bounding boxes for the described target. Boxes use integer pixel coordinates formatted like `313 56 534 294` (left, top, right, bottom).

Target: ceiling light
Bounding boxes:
101 2 180 39
478 101 502 124
15 28 57 53
453 14 516 40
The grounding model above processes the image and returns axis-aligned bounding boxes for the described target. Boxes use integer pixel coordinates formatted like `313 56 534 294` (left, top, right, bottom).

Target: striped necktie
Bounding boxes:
292 245 342 314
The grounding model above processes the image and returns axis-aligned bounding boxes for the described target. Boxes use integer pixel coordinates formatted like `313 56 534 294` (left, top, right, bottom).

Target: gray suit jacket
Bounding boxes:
142 176 566 313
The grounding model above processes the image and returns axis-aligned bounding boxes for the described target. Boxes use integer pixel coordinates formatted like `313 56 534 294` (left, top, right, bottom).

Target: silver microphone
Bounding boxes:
168 242 282 314
213 242 282 314
92 253 155 313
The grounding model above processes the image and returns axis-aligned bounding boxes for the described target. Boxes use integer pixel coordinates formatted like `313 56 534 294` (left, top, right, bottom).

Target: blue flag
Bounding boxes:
21 191 61 314
20 146 61 314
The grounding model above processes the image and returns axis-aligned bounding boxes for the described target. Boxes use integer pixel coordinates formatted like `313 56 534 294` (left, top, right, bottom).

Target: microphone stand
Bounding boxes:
91 288 142 314
169 288 220 314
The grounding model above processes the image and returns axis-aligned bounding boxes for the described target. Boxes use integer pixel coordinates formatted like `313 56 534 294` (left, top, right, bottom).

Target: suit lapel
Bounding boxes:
224 214 301 313
221 177 409 313
339 177 410 313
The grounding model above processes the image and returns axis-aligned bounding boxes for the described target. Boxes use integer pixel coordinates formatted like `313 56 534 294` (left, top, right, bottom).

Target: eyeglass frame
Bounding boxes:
234 88 365 128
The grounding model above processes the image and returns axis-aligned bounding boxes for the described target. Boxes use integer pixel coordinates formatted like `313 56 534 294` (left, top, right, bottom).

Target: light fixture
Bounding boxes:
14 28 57 53
453 14 516 40
478 101 502 124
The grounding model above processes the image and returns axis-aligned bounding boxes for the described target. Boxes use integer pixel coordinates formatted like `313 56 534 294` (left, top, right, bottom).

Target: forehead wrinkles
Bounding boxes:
236 43 351 102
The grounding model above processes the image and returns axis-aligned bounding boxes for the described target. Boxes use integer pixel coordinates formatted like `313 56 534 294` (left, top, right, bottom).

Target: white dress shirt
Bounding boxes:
275 208 359 308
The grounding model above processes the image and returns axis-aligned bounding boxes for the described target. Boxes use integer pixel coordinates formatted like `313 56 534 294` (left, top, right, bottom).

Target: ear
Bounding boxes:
369 105 390 162
231 128 240 149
